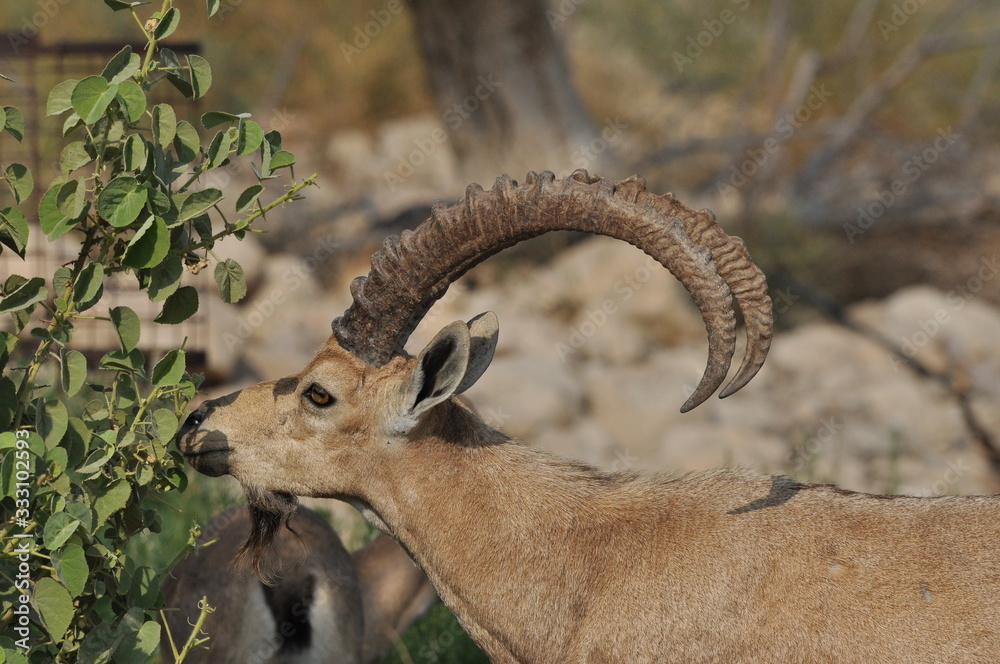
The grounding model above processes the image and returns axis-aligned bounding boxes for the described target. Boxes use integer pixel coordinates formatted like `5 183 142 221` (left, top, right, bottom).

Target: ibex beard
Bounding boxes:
177 171 1000 664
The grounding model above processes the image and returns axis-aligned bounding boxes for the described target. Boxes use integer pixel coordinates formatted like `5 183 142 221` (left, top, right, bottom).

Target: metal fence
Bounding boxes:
0 38 212 371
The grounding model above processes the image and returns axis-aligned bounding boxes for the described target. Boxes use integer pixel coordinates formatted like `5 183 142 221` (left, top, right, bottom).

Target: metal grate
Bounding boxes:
0 38 211 371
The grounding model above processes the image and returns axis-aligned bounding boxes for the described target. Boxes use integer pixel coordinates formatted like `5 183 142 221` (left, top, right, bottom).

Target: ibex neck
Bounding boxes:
361 404 638 662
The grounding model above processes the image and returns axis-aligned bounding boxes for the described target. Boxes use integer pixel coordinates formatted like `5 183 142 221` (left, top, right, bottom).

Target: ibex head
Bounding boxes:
178 170 773 575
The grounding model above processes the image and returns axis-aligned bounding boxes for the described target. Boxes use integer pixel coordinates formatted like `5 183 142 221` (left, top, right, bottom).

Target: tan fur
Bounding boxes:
180 337 1000 663
160 505 435 664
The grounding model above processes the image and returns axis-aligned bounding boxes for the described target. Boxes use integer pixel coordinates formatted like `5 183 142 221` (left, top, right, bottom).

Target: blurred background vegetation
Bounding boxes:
6 0 994 313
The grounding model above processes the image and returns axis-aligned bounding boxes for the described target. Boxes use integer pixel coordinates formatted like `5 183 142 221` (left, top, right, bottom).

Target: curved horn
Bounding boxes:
333 170 772 412
576 170 773 398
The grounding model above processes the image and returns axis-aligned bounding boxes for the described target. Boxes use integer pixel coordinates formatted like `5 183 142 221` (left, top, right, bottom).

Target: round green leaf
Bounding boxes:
98 348 144 373
97 176 148 227
207 0 221 17
47 80 79 116
154 7 180 40
123 134 148 171
33 577 74 641
71 76 119 125
110 306 141 351
153 408 179 441
43 512 81 551
206 129 232 169
39 178 76 240
60 141 94 174
37 399 68 448
60 349 87 396
201 110 249 129
151 349 186 387
188 54 212 99
93 479 131 527
270 150 296 170
55 178 86 219
0 206 29 257
154 286 198 324
236 184 264 213
117 620 161 664
101 45 140 84
117 80 147 123
126 566 159 610
123 216 169 269
147 257 183 302
103 0 150 10
0 277 47 314
178 188 222 221
3 105 25 141
52 267 71 296
52 543 88 598
152 103 177 147
0 105 6 128
214 258 247 303
237 119 264 155
173 120 200 163
4 163 32 204
258 137 273 176
0 376 16 430
61 112 82 137
72 262 104 305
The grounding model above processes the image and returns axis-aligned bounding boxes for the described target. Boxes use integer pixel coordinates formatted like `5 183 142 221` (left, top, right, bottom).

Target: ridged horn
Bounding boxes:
333 170 772 412
568 170 773 398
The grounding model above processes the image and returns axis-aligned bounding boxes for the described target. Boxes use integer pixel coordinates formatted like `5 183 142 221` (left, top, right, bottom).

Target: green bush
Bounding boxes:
0 1 315 662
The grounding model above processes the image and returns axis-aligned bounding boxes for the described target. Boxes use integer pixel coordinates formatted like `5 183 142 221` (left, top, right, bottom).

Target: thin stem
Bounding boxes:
136 0 174 85
128 386 161 434
182 173 318 253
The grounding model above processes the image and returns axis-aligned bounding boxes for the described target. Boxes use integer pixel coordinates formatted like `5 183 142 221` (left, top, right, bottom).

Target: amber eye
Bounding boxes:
305 384 335 407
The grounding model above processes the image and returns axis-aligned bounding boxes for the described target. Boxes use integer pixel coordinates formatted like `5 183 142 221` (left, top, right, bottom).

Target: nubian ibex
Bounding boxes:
178 171 1000 663
160 506 436 664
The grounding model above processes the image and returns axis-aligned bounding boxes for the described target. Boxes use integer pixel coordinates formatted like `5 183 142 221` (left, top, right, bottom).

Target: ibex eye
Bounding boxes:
305 384 334 407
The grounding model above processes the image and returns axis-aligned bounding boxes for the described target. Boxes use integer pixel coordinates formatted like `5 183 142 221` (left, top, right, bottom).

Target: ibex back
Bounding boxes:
178 171 1000 663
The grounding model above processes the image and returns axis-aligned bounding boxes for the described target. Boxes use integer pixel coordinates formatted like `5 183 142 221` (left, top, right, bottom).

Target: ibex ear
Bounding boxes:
395 321 471 427
456 312 498 394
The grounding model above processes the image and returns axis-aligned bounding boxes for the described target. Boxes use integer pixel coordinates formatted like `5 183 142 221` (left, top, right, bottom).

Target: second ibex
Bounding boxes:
178 171 1000 663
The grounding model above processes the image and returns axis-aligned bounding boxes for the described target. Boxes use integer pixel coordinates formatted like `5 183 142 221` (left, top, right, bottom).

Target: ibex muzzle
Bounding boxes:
179 171 999 663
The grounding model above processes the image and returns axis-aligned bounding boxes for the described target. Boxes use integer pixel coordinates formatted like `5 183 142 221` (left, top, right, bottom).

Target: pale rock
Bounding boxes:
471 354 585 440
533 419 618 467
582 349 707 454
655 423 789 475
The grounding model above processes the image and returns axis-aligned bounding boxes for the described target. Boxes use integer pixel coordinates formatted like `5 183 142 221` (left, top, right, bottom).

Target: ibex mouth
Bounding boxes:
178 436 232 477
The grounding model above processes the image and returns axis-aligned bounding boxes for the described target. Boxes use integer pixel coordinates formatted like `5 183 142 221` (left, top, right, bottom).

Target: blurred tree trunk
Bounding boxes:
408 0 616 183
